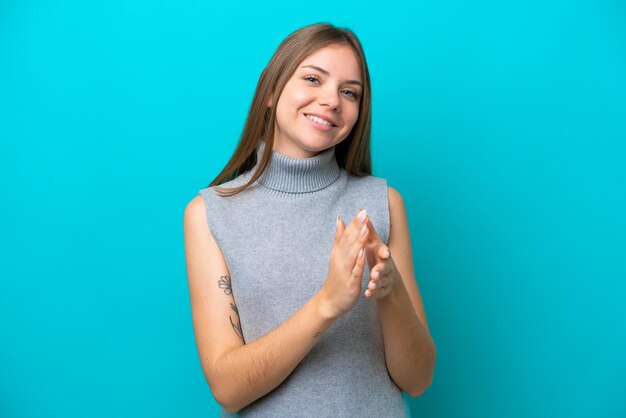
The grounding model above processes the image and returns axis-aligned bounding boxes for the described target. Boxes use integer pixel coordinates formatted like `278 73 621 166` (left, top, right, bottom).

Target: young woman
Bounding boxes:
183 23 436 416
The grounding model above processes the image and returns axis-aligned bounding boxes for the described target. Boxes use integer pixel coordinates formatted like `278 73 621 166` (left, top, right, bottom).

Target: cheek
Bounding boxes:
345 106 360 128
277 91 308 116
290 89 310 105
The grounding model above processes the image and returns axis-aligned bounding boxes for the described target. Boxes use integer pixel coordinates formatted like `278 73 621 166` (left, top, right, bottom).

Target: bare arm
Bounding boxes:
363 186 436 396
183 196 368 412
212 290 336 412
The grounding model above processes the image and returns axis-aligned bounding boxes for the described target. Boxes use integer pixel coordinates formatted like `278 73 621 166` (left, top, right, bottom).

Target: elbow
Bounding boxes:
405 371 434 397
204 361 246 413
406 339 437 398
406 378 433 398
216 399 241 415
211 383 245 414
208 374 250 414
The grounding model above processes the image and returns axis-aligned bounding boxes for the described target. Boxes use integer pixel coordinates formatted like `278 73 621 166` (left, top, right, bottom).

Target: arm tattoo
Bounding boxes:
313 331 322 339
217 275 244 342
218 275 232 295
229 303 244 341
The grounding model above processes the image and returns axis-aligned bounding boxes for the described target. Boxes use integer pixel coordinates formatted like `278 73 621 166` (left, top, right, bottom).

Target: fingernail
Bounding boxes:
357 209 367 223
369 281 378 290
360 224 367 236
336 214 340 229
358 248 364 259
373 270 380 279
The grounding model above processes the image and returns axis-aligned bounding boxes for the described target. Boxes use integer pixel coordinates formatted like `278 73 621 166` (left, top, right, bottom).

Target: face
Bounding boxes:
270 43 363 158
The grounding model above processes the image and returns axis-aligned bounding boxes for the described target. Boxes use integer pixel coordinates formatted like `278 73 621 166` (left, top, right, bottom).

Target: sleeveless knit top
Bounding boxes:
199 141 411 417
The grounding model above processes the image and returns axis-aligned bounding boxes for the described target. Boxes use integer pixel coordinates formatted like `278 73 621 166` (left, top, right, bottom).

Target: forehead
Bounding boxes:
297 44 362 81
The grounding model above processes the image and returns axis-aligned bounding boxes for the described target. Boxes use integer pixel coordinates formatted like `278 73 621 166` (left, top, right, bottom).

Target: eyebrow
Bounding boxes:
299 65 363 88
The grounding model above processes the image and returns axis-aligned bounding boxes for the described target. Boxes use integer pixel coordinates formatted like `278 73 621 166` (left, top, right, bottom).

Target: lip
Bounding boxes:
303 113 338 127
303 113 335 132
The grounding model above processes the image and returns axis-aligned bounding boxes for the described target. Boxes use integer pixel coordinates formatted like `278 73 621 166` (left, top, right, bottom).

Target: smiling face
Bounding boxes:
270 43 363 158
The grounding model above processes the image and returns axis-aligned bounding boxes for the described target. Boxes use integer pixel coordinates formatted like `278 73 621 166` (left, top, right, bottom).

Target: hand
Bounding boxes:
319 209 369 318
363 218 399 300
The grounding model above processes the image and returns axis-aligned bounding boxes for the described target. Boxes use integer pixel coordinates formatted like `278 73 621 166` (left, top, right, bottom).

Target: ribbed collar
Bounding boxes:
250 141 341 194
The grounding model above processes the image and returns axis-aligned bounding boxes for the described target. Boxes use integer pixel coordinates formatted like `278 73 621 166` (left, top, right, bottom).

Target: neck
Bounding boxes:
250 140 341 194
271 141 324 159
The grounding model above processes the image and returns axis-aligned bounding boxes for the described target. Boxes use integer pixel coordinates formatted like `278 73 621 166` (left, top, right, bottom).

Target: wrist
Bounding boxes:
314 288 342 321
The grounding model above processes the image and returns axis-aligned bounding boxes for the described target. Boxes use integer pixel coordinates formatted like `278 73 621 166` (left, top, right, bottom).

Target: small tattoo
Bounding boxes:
229 302 244 341
217 275 244 342
313 331 322 339
218 275 232 295
230 302 239 315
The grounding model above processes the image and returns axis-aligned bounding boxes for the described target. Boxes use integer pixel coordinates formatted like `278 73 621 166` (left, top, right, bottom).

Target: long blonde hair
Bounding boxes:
209 22 373 196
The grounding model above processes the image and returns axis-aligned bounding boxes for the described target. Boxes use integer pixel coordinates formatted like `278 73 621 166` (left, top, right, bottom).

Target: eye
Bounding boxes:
303 74 360 100
341 89 359 99
303 75 320 84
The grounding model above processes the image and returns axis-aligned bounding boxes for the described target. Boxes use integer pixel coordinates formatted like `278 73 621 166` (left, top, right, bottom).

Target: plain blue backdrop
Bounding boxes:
1 1 625 417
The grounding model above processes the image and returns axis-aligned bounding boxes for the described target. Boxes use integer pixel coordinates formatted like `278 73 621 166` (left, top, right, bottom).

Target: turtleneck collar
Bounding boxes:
250 140 341 194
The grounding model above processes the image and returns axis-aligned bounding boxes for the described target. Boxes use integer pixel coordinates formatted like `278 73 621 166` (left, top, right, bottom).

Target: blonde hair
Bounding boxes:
209 22 373 196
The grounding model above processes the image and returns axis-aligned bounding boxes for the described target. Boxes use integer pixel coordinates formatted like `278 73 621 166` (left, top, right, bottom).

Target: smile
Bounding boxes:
304 114 336 127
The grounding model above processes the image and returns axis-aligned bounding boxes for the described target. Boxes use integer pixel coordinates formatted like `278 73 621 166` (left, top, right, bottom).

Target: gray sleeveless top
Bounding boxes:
199 141 410 417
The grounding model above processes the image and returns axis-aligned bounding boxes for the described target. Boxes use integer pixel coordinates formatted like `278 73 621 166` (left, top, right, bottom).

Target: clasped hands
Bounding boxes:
335 209 399 300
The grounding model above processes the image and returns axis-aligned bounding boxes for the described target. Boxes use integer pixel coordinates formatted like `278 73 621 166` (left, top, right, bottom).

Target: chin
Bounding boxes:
304 137 345 151
274 136 343 158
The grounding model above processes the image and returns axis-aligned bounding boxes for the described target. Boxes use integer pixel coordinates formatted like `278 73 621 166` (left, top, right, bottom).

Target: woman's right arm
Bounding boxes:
183 196 369 413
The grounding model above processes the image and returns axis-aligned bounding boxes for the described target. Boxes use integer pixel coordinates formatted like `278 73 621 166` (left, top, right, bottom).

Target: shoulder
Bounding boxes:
183 195 208 230
387 185 405 212
387 185 409 232
185 194 205 213
183 193 222 254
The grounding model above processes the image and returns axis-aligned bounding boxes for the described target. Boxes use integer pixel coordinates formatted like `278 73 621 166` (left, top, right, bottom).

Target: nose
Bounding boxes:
318 86 341 111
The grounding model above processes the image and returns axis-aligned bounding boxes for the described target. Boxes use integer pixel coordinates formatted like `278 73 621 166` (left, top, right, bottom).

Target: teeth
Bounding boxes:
306 114 333 126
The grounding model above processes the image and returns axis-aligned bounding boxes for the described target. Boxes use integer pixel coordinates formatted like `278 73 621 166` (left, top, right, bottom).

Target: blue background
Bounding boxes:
1 1 625 417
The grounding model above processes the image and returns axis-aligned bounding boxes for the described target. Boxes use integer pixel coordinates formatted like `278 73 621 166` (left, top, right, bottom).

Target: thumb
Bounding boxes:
378 244 391 260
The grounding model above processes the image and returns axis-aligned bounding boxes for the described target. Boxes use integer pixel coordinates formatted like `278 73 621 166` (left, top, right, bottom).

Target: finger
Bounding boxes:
378 245 391 260
365 285 384 298
365 217 383 244
370 267 381 282
373 261 393 277
366 283 388 299
346 222 368 246
368 268 386 290
365 245 377 270
356 208 368 225
351 209 368 230
358 222 369 243
366 243 390 268
376 273 391 289
351 245 366 282
367 263 386 289
334 214 346 243
345 209 368 244
374 274 391 289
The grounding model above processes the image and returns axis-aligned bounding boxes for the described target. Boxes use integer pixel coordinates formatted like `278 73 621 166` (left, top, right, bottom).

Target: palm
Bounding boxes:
357 215 396 299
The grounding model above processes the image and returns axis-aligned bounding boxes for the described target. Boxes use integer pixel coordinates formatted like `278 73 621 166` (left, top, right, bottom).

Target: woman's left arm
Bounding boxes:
364 186 436 397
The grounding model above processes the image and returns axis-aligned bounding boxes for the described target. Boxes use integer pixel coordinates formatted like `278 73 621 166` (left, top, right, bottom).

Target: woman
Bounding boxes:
183 23 436 417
